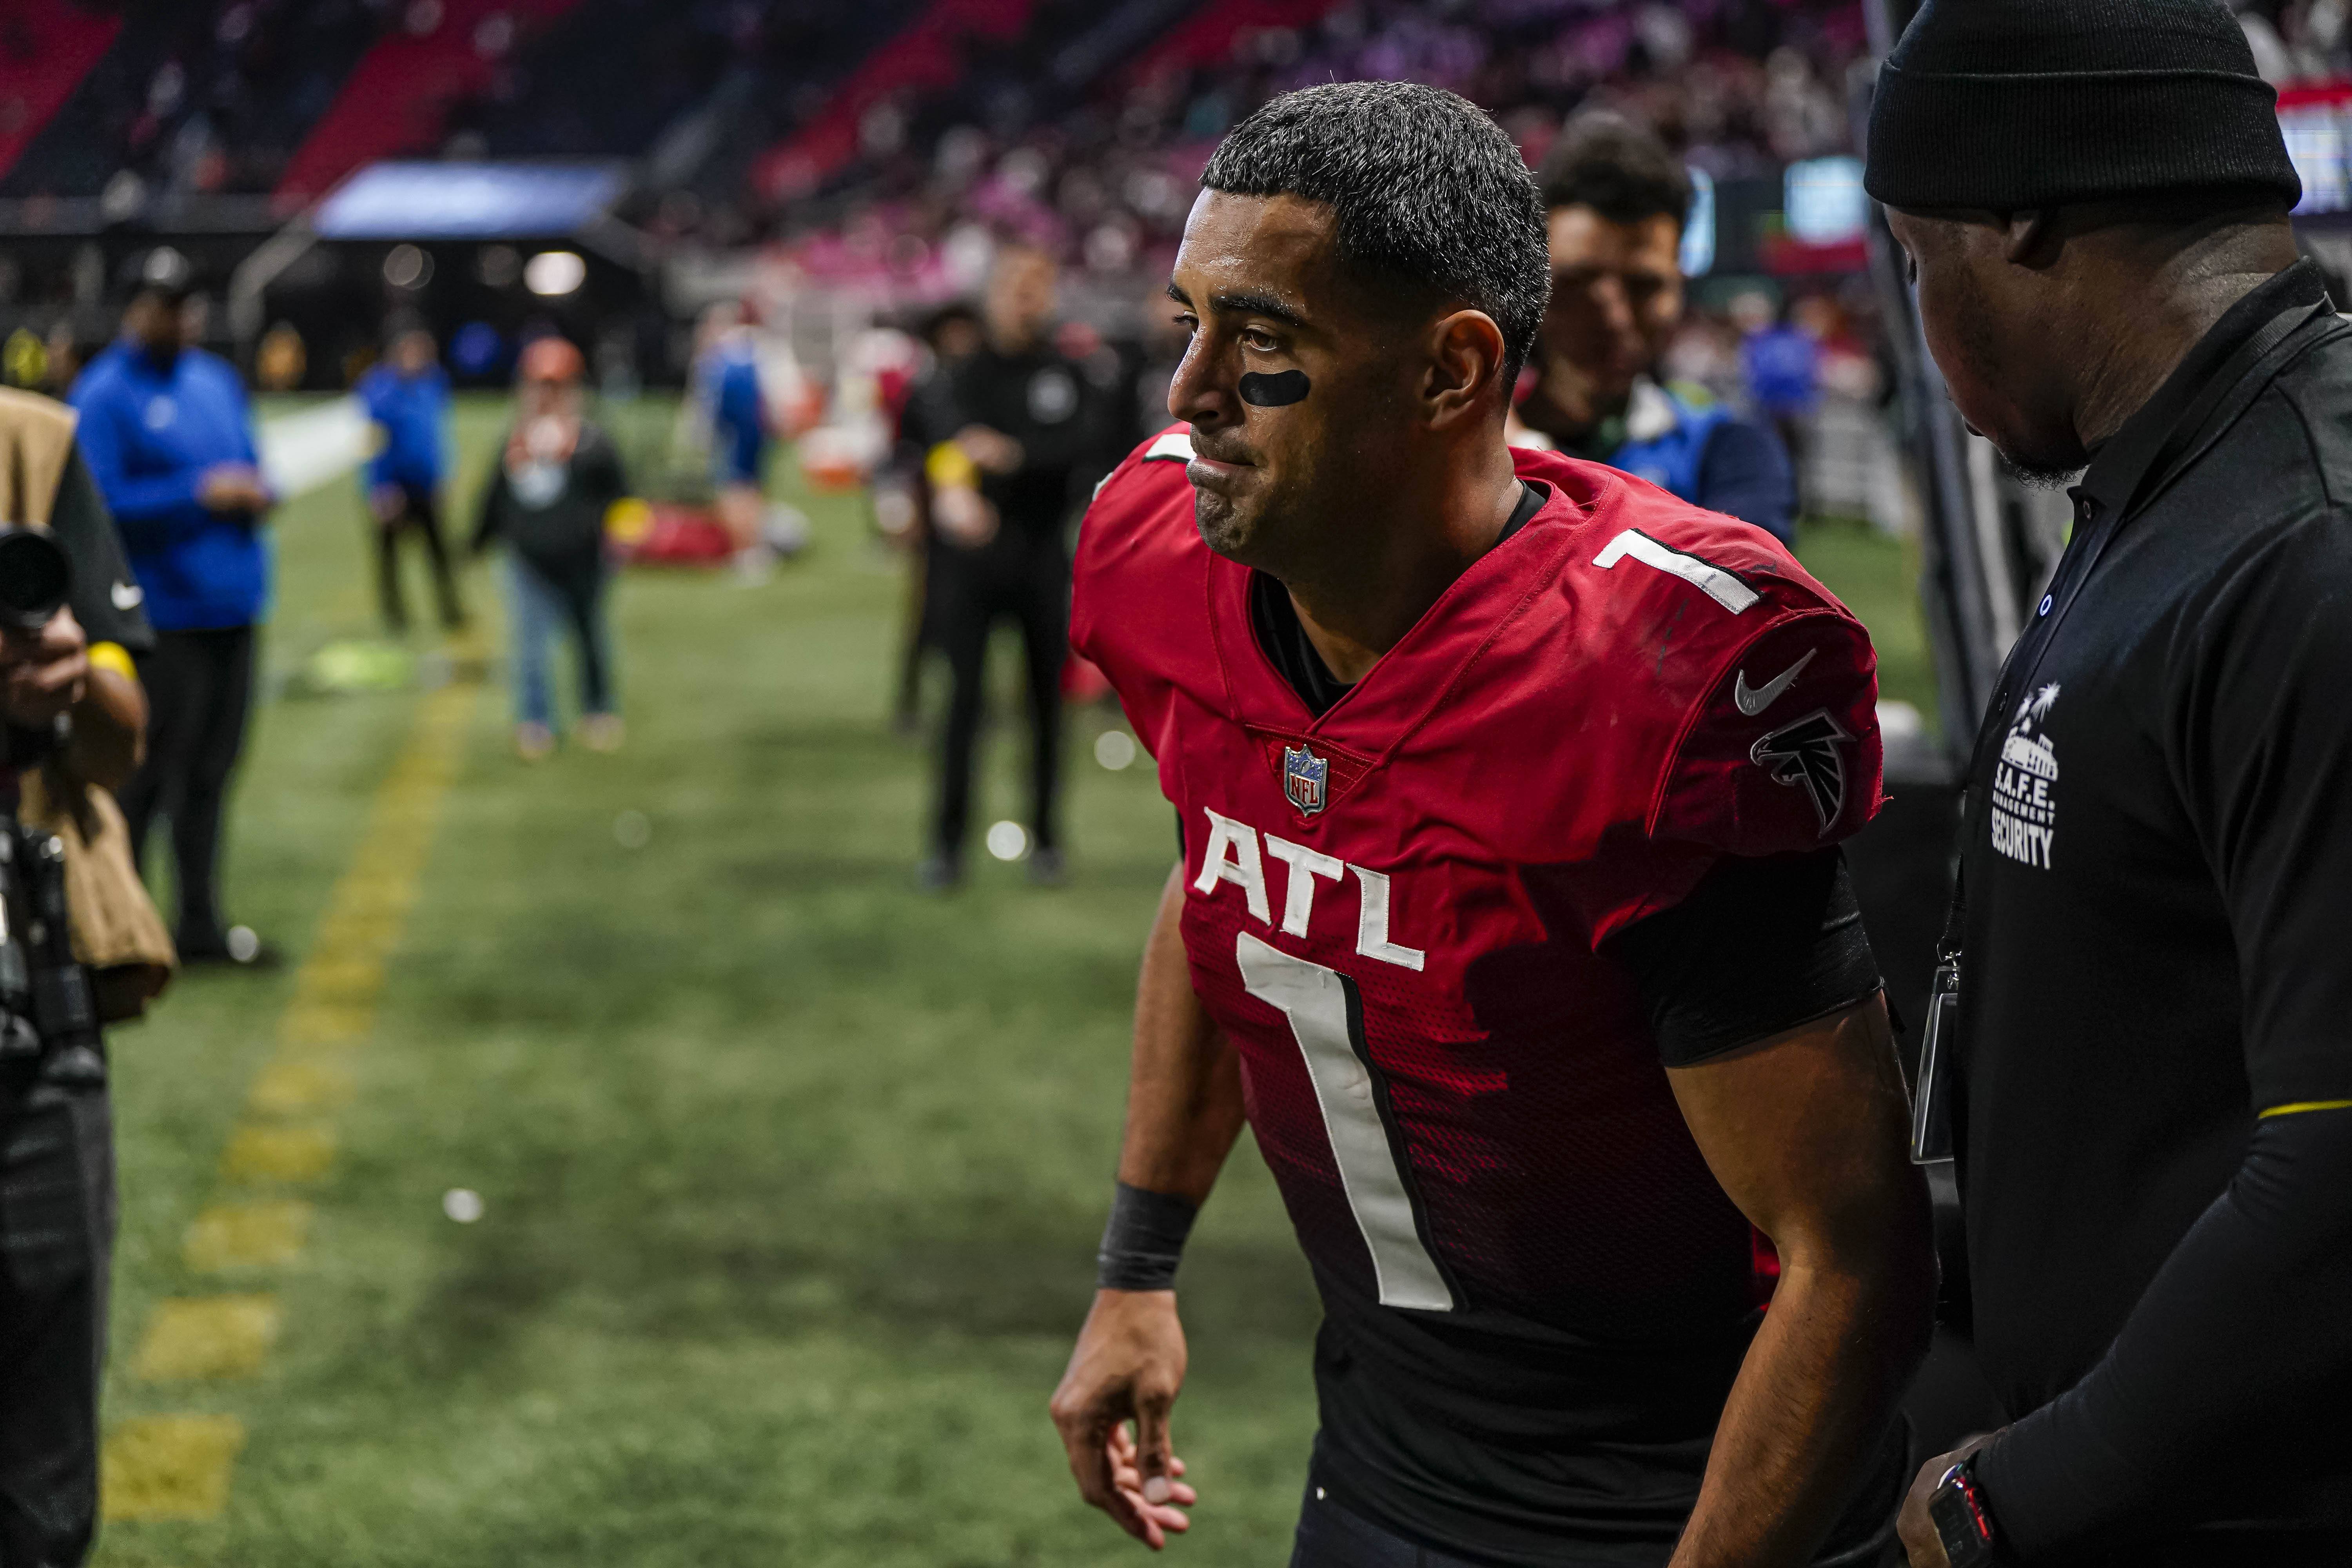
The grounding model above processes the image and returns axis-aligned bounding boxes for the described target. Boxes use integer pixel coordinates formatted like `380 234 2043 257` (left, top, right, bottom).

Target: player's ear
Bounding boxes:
1423 310 1508 430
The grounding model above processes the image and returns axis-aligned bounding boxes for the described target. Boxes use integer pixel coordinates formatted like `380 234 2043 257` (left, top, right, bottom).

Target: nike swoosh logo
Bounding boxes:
1734 648 1817 716
111 581 144 610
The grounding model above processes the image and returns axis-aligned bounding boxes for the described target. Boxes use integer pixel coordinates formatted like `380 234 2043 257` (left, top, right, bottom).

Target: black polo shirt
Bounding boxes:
1955 260 2352 1555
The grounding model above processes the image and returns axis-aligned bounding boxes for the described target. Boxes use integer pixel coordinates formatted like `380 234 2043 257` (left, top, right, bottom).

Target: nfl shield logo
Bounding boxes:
1283 744 1329 816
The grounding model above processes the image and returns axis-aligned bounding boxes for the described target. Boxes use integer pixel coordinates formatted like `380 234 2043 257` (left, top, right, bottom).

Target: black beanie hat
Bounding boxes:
1864 0 2301 213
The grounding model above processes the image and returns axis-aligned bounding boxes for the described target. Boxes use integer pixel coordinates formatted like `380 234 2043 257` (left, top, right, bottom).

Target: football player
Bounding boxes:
1049 82 1934 1568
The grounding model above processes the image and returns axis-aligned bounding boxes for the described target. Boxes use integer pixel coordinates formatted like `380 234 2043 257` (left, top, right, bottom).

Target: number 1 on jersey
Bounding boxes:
1236 933 1454 1312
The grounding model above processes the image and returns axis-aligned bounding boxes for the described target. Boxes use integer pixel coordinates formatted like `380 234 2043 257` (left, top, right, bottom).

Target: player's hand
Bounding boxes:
1898 1431 2002 1568
368 483 406 525
199 463 271 515
953 424 1024 475
1049 1289 1197 1549
1 605 88 730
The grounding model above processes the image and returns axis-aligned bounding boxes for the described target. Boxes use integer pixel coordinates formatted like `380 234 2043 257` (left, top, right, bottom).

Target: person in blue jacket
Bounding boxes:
69 249 276 966
1514 113 1798 544
354 320 463 633
693 303 773 581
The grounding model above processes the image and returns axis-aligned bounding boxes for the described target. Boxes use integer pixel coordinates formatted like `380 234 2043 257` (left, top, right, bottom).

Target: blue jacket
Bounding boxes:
697 340 767 483
1741 325 1820 417
70 341 270 630
1609 379 1797 546
356 362 450 490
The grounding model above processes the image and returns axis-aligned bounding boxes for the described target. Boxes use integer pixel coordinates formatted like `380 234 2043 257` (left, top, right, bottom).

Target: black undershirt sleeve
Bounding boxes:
1977 1109 2352 1559
1601 847 1882 1068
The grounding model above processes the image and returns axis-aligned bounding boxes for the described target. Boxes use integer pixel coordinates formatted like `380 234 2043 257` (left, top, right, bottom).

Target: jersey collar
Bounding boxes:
1205 470 1597 764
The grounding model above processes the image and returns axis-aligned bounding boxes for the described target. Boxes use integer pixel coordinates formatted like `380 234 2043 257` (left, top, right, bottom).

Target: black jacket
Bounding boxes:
471 422 626 594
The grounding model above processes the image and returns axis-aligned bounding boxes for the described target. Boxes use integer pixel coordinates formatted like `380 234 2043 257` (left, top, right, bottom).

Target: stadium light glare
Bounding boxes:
1783 157 1867 245
383 243 431 290
524 250 586 297
1679 168 1716 278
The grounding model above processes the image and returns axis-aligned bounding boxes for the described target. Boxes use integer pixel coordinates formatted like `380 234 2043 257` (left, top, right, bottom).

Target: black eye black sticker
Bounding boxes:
1238 370 1311 407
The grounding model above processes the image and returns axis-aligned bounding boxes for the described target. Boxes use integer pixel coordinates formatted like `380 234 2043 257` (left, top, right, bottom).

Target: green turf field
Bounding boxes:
91 395 1928 1566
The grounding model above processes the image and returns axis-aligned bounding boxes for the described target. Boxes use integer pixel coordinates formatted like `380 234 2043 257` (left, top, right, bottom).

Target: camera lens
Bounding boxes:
0 530 70 632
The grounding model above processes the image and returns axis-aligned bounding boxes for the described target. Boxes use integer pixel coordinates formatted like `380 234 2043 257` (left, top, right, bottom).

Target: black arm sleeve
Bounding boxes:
51 446 154 652
1601 847 1882 1067
1977 1109 2352 1559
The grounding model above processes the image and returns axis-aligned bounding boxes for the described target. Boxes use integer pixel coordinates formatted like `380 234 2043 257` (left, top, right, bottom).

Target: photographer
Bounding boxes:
0 385 156 1567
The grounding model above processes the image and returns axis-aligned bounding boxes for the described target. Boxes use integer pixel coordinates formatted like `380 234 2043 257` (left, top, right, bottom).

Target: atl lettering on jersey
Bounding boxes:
1073 429 1885 1338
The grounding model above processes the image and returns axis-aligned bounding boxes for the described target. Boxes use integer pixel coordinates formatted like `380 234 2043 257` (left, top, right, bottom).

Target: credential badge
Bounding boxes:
1283 743 1329 816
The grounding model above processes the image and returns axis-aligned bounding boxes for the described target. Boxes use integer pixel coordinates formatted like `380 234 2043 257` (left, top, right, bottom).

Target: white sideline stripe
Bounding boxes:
1143 428 1193 461
258 397 375 499
1592 528 1760 614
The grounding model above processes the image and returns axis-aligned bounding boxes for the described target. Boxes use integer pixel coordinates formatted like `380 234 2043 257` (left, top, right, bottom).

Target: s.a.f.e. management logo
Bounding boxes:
1990 684 2060 870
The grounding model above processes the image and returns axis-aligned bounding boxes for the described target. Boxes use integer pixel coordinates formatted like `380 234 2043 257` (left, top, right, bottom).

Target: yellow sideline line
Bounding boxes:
103 671 477 1524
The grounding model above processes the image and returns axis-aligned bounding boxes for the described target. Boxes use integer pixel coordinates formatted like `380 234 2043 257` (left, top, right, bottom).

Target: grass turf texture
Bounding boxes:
94 396 1928 1566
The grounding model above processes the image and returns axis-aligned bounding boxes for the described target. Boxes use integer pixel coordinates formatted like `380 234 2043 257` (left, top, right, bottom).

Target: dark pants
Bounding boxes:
0 1073 114 1568
928 532 1067 861
374 484 463 633
893 530 931 733
1292 1481 1516 1568
1291 1454 1907 1568
119 626 256 955
505 556 613 728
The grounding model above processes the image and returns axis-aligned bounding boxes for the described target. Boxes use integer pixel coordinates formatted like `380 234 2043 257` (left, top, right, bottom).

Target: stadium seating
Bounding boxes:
0 0 121 186
276 0 589 209
1 0 384 202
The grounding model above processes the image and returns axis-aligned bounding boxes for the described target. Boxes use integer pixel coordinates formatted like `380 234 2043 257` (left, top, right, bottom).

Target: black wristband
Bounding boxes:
1096 1181 1199 1292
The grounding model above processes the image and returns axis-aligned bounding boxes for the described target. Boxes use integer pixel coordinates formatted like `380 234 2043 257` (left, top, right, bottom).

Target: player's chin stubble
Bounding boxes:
1191 488 1254 560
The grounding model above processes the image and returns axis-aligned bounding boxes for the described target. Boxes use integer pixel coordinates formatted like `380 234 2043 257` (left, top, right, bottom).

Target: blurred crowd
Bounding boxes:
756 0 1867 288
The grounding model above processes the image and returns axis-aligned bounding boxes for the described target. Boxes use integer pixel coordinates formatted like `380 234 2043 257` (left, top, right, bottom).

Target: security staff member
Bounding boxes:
70 251 273 966
917 245 1091 889
1515 112 1797 543
1866 2 2352 1563
0 386 155 1568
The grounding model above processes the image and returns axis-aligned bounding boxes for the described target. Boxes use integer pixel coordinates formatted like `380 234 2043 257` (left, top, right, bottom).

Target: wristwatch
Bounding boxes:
1927 1453 2002 1567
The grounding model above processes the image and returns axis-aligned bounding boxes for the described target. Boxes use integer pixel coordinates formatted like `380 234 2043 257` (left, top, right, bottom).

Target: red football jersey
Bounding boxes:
1074 428 1885 1346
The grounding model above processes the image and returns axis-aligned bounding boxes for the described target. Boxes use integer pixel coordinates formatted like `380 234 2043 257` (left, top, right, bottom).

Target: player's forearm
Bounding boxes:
1116 861 1245 1203
1672 1238 1933 1568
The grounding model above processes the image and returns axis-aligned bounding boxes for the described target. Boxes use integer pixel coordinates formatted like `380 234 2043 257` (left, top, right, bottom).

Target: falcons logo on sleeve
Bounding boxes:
1749 708 1851 834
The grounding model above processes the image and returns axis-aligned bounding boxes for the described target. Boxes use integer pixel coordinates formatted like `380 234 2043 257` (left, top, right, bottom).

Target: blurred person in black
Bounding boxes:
0 385 155 1568
916 246 1092 889
888 302 984 736
1868 1 2352 1563
1516 114 1798 544
1088 278 1196 465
